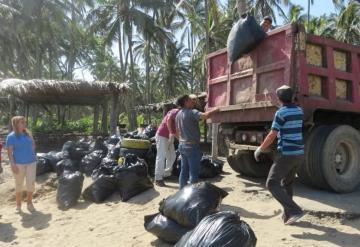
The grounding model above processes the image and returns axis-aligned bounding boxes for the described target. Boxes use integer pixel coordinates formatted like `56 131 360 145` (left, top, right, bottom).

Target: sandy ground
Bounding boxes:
1 150 360 247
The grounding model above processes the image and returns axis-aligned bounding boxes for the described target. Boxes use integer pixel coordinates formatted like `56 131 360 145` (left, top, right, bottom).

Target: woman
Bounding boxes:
6 116 37 213
154 104 180 187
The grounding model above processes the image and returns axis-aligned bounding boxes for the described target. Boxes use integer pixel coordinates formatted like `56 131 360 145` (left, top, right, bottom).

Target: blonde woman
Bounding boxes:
6 116 36 213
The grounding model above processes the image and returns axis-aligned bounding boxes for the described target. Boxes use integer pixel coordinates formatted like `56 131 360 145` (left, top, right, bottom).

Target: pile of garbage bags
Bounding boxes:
83 154 153 203
36 134 154 210
145 182 257 246
144 182 228 244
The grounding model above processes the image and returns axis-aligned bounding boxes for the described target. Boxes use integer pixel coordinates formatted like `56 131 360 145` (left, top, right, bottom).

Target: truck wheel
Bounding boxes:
297 126 335 189
227 151 271 178
321 125 360 193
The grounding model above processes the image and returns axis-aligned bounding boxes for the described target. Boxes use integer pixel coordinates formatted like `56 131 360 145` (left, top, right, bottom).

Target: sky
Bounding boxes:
74 0 338 81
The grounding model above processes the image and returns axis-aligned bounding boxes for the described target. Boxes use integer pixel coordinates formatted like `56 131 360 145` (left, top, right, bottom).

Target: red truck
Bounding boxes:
206 23 360 193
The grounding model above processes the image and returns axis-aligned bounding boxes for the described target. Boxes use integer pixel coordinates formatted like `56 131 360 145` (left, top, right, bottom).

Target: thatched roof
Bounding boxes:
0 78 129 105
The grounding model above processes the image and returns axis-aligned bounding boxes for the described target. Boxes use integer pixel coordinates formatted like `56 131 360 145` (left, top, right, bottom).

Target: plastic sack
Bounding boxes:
227 14 266 63
107 143 121 160
80 150 104 176
144 125 157 139
89 138 108 156
105 135 121 145
56 171 84 210
82 175 117 203
144 213 191 244
159 182 228 228
199 156 223 179
36 158 53 176
56 159 79 177
114 154 153 201
38 151 67 171
175 211 257 247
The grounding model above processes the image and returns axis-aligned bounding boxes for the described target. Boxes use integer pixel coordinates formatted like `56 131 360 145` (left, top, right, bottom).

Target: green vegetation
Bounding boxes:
0 0 359 132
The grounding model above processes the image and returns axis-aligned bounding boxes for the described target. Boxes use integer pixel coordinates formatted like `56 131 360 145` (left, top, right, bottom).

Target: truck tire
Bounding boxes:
227 151 271 178
298 126 337 189
121 138 151 150
321 125 360 193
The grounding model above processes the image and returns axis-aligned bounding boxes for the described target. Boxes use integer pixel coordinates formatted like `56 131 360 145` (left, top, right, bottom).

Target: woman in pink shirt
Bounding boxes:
154 105 180 187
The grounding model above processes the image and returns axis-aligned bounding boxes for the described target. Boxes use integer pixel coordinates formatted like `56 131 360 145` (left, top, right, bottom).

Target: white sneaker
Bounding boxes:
27 203 36 213
15 205 22 214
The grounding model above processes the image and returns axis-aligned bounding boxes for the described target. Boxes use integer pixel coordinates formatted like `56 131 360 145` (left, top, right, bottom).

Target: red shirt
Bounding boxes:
156 109 179 138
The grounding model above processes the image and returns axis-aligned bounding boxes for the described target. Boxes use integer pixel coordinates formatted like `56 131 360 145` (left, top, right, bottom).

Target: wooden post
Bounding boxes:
8 95 15 131
109 93 119 135
25 103 30 124
93 105 99 134
101 101 108 134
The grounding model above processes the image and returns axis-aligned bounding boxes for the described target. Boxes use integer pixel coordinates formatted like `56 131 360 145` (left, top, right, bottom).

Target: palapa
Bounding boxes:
0 78 129 105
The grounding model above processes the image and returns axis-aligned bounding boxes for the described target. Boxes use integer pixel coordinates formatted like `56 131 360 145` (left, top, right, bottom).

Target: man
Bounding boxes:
175 94 219 189
154 104 179 187
254 85 304 225
260 16 272 32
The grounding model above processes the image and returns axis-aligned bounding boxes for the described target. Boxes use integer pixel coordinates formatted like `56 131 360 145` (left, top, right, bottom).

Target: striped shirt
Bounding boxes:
271 104 304 155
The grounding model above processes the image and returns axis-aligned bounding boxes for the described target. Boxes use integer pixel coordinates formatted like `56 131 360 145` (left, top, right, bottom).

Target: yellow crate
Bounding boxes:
306 44 323 67
334 50 347 71
335 79 350 100
308 75 323 97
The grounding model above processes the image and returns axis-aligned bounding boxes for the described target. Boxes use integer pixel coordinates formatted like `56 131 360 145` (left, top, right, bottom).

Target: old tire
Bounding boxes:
321 125 360 193
121 138 151 150
227 151 271 178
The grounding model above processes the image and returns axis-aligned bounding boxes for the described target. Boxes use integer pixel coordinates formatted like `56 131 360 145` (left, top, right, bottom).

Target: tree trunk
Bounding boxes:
109 93 119 135
93 105 100 134
237 0 247 17
67 0 76 80
101 102 108 134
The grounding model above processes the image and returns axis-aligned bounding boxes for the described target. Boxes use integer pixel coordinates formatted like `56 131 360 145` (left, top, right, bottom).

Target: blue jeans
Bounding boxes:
178 144 202 189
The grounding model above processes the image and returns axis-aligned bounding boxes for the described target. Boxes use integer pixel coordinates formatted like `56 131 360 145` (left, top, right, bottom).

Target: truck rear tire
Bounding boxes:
298 126 337 189
321 125 360 193
227 151 271 178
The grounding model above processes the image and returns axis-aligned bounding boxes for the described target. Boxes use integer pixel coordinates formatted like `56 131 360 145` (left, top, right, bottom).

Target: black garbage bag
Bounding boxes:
172 151 181 177
119 147 148 159
80 150 104 176
91 163 117 180
159 182 228 228
77 138 91 150
175 211 257 247
36 158 53 176
38 151 66 171
56 159 79 177
145 144 157 177
105 135 121 145
107 143 121 160
144 125 157 139
89 138 108 156
100 157 118 167
199 156 223 179
56 171 84 210
62 141 76 156
144 213 191 244
71 147 90 161
82 175 117 203
227 14 266 63
114 154 153 201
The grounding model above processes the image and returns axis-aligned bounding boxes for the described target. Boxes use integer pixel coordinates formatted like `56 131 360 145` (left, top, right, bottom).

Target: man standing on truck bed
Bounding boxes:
260 16 272 32
254 85 305 225
175 94 219 189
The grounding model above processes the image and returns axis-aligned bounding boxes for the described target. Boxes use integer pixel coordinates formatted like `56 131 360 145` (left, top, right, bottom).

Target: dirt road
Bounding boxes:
0 153 359 247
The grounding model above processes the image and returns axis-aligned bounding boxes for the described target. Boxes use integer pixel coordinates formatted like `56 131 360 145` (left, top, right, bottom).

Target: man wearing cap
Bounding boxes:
260 16 272 32
175 94 219 189
254 85 305 225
